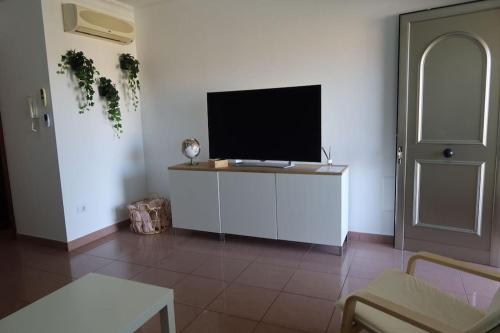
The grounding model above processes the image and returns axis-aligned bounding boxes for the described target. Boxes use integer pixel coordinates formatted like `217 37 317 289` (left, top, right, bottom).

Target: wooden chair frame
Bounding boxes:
340 252 500 333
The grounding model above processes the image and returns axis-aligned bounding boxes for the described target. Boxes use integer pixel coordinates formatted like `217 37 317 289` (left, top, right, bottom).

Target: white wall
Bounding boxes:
0 0 67 241
135 0 467 236
41 0 147 241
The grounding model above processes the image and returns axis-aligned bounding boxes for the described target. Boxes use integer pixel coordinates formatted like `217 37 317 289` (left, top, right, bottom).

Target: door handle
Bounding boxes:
443 148 454 158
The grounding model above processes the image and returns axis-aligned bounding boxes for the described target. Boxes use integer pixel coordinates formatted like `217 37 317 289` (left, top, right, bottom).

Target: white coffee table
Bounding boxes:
0 273 175 333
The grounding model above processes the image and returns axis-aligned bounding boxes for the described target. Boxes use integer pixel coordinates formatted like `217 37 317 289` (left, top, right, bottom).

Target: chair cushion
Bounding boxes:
467 288 500 333
337 269 485 333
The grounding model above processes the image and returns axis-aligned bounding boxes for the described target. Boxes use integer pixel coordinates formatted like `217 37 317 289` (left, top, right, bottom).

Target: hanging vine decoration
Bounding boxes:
57 50 100 113
97 77 123 134
119 53 140 111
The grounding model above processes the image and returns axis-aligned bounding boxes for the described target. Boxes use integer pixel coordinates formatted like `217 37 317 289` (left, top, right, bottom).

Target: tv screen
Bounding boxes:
207 85 321 162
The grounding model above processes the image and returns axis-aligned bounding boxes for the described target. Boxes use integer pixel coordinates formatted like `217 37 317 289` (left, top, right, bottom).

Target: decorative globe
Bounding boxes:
182 138 200 165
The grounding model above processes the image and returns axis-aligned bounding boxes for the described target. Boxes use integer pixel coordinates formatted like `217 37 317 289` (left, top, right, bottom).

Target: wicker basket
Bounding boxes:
128 197 171 235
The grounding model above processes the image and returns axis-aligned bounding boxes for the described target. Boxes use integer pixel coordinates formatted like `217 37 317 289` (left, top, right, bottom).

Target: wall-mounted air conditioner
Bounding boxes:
62 3 135 45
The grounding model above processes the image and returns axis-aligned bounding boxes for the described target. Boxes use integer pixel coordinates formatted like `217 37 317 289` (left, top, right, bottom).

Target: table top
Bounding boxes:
168 162 348 175
0 273 174 333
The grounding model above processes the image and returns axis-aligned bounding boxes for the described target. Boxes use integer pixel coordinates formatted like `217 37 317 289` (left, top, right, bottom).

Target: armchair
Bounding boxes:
337 252 500 333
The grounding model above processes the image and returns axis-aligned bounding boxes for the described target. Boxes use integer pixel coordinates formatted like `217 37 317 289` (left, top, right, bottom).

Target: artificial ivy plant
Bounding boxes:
119 53 140 111
97 77 122 134
57 50 100 113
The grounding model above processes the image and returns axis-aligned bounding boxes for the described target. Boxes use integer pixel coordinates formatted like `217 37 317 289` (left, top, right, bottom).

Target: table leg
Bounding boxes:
160 301 176 333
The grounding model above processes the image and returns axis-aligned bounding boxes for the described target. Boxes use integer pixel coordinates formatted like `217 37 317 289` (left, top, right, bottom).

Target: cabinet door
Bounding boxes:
219 172 277 239
276 174 346 246
169 170 221 233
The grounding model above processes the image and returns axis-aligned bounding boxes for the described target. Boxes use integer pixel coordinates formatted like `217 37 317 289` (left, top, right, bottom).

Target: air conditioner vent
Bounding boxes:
62 3 135 45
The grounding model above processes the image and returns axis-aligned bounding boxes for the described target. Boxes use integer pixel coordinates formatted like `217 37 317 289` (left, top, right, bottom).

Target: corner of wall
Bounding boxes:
0 0 68 242
40 0 146 242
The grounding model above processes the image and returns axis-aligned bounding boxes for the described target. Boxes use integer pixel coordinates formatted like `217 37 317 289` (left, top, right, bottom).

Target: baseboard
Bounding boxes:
405 238 490 265
16 233 68 250
67 219 129 251
16 220 130 252
348 231 394 245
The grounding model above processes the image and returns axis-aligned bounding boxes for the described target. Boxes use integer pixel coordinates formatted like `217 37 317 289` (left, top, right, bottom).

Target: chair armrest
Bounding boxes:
406 252 500 282
341 291 462 333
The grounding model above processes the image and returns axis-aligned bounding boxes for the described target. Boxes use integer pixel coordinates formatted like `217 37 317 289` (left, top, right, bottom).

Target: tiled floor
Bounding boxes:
0 229 498 333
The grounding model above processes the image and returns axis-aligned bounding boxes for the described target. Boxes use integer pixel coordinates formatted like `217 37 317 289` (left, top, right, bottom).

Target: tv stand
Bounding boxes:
168 162 349 254
234 160 295 169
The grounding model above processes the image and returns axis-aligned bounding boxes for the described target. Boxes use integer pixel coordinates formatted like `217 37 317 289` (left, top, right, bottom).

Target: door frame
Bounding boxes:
395 0 500 266
0 111 15 233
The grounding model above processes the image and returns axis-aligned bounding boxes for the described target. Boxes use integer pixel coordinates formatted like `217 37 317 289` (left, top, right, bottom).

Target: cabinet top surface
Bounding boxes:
168 162 348 175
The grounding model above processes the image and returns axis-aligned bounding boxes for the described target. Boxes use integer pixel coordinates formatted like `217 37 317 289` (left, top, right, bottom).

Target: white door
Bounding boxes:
396 1 500 264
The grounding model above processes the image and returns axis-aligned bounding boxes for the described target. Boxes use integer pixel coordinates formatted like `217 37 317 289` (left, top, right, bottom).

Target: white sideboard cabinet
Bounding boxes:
169 170 221 233
168 163 349 251
219 172 277 239
276 172 348 246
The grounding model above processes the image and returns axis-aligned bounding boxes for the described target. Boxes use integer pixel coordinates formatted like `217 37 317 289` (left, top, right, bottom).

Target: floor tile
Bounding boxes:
5 240 59 258
256 243 310 268
132 267 186 288
110 230 151 245
208 283 279 321
122 232 181 251
174 275 227 308
310 244 345 255
118 248 173 266
326 309 343 333
348 256 399 280
236 262 295 290
0 254 24 275
95 261 147 279
25 252 113 279
10 268 72 303
339 276 372 298
284 270 344 300
353 242 403 265
183 310 258 333
9 227 500 333
63 254 115 278
299 249 352 276
263 292 335 333
83 239 137 260
178 236 225 256
220 239 265 261
72 234 119 253
137 303 202 333
155 250 209 273
174 303 204 332
129 230 190 251
192 256 250 282
253 323 303 333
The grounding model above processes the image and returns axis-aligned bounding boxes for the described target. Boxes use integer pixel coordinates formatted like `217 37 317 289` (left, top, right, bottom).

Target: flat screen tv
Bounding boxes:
207 85 321 163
